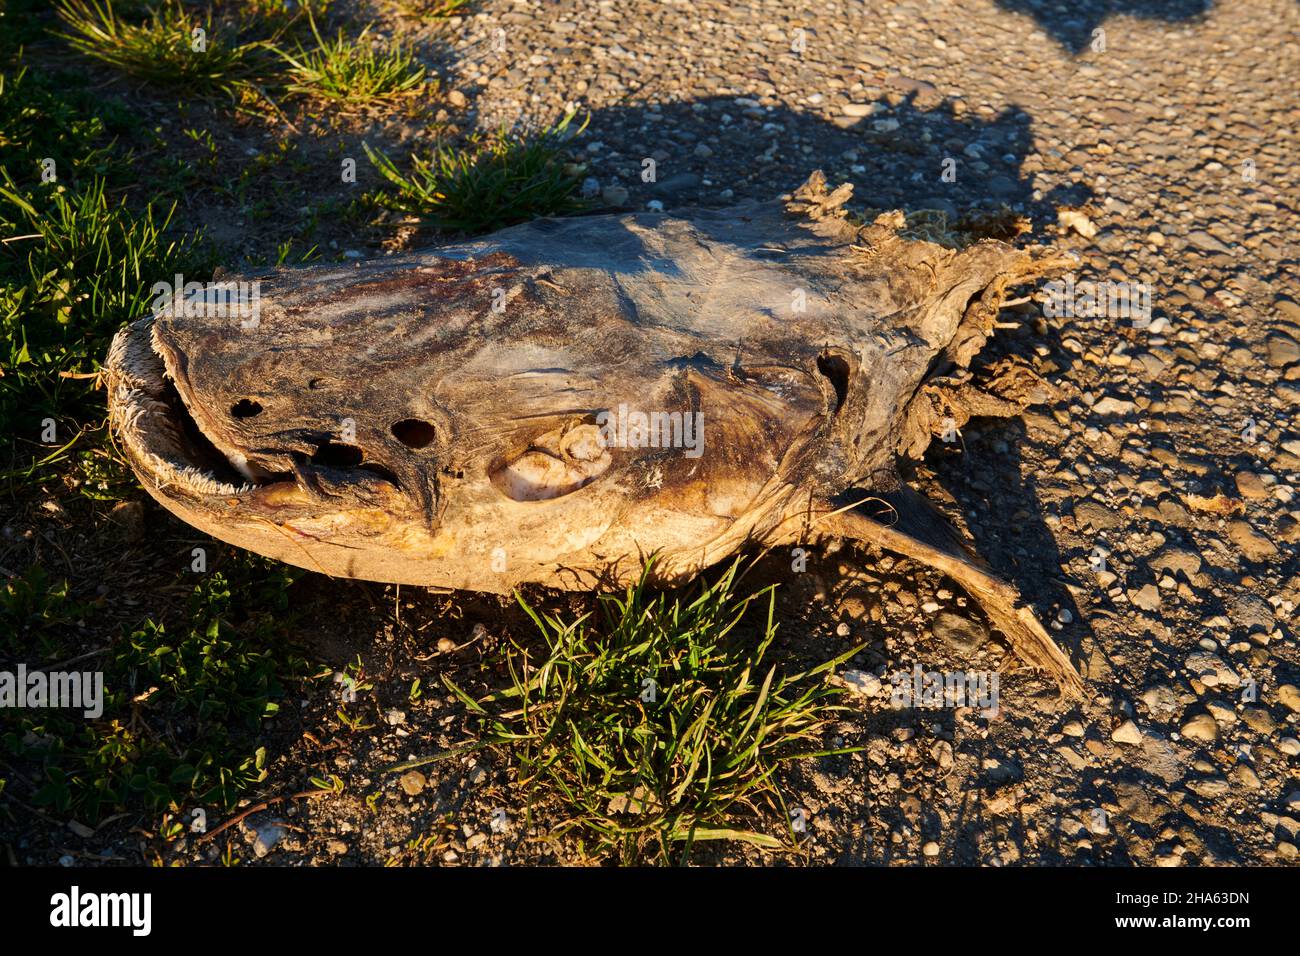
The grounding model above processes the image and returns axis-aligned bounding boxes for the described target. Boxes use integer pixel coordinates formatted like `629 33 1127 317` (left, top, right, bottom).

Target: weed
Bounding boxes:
429 560 861 864
364 111 589 233
0 173 204 450
2 559 316 820
55 0 268 97
278 15 427 106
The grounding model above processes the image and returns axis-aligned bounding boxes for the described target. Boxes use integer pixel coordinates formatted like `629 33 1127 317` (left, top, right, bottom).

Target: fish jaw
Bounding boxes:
105 316 445 582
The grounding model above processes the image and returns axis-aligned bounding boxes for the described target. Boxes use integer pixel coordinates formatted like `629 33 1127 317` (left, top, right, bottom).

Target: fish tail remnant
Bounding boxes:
788 492 1086 700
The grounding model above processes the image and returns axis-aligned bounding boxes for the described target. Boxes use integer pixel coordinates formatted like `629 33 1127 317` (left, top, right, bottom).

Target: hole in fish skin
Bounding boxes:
311 441 363 468
391 418 436 449
230 399 263 418
816 353 850 413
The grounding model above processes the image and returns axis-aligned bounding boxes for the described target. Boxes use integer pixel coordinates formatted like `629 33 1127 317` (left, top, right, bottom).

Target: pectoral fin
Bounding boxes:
777 487 1085 699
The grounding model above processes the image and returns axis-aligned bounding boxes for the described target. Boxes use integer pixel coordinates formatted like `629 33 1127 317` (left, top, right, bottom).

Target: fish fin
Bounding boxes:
809 487 1085 700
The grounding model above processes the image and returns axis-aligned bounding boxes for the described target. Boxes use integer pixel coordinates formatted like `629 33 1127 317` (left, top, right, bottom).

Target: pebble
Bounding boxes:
1227 521 1278 562
399 771 427 796
932 612 988 654
841 669 882 697
1234 471 1270 500
1129 584 1162 612
1112 720 1144 745
1181 714 1219 744
253 821 286 858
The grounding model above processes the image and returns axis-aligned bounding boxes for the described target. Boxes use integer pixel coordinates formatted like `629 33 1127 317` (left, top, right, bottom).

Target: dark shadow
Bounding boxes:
994 0 1213 53
577 92 1089 224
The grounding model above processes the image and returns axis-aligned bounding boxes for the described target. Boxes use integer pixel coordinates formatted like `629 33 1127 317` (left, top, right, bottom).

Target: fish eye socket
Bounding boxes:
230 399 262 418
391 418 436 449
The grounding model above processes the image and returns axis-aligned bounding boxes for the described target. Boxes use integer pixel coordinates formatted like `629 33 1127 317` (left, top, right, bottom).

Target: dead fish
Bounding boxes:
105 172 1083 696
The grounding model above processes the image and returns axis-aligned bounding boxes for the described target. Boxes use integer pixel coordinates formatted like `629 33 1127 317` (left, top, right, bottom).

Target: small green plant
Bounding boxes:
1 564 93 660
278 15 427 105
0 66 135 190
55 0 267 96
0 173 202 443
364 111 589 234
425 560 861 864
3 561 315 820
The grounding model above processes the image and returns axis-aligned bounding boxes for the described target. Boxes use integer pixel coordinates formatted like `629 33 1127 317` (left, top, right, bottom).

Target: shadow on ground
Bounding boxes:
578 92 1090 224
994 0 1214 53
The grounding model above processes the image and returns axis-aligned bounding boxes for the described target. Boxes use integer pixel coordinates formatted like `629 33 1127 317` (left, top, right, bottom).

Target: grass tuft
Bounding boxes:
0 173 203 441
55 0 267 97
364 110 589 234
278 14 428 106
428 560 862 864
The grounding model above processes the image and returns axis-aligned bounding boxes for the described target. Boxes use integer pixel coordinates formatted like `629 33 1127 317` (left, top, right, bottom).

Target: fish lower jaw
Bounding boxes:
106 318 286 500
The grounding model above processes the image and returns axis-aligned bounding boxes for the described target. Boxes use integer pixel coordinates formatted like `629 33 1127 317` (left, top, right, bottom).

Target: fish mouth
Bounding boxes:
105 317 400 506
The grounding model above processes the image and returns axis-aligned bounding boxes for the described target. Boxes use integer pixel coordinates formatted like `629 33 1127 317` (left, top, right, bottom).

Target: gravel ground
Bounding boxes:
7 0 1299 867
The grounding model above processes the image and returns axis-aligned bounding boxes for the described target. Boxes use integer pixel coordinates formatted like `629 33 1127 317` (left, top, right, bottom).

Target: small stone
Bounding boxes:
1227 521 1278 562
1185 651 1239 688
601 185 629 206
1229 764 1261 790
1112 720 1144 745
1181 713 1219 743
1235 472 1270 500
922 841 940 857
1278 737 1300 756
841 669 881 697
1278 684 1300 714
1241 708 1278 736
1092 396 1136 416
386 708 407 726
1130 584 1161 612
327 839 348 856
933 612 988 654
253 821 286 858
1266 334 1300 367
399 770 426 796
1205 701 1237 725
446 89 468 109
436 637 456 652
